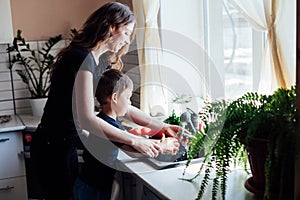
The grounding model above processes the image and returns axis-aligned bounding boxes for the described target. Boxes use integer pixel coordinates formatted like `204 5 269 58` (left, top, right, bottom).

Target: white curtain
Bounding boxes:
132 0 168 116
229 0 294 94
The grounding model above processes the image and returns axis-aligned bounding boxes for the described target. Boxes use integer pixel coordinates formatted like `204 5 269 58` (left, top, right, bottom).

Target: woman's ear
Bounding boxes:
109 25 116 36
111 92 118 104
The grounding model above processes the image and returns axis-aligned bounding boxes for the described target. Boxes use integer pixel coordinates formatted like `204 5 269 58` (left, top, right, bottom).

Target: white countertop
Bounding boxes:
17 114 41 131
0 114 41 133
140 164 255 200
116 151 256 200
0 115 26 133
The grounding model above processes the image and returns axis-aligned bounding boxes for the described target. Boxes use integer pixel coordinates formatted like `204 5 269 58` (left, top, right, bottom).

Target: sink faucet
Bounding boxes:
180 108 199 134
186 108 199 132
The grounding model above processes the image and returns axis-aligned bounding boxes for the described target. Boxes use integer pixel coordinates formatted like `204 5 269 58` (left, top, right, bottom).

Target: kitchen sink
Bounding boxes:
144 144 204 170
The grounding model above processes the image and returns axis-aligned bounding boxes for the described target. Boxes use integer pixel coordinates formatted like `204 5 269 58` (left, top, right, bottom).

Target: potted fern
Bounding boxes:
7 29 62 116
183 86 297 200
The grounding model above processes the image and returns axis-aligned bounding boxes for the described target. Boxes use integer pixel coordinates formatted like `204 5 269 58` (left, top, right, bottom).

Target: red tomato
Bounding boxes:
141 127 155 135
141 127 151 135
153 131 164 138
128 128 142 136
141 127 164 138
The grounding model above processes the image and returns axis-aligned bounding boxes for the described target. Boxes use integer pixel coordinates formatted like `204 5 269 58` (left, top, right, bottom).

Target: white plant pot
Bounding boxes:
29 98 47 117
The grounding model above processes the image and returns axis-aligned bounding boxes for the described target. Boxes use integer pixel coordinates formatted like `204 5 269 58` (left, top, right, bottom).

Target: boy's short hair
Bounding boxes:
95 69 133 105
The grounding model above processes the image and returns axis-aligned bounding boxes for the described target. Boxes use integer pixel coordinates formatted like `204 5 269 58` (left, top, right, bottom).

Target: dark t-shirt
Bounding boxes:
40 47 109 137
79 112 124 192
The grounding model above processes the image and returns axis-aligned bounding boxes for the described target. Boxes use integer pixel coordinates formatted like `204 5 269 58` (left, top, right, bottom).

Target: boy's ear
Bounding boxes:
111 92 118 104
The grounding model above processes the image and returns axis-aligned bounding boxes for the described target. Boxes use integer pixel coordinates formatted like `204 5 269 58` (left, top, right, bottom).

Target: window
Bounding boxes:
223 0 266 99
204 0 265 99
159 0 265 102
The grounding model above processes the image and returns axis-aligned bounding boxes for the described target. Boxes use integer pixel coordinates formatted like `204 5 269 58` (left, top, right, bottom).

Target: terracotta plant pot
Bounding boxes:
244 136 295 199
244 138 269 197
245 139 280 199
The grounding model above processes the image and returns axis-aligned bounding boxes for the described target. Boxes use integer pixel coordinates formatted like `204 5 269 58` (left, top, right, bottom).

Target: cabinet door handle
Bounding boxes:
0 138 9 143
0 185 14 191
19 151 30 158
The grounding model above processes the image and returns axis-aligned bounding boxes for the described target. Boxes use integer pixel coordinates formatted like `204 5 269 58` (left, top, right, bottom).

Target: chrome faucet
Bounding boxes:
180 108 199 134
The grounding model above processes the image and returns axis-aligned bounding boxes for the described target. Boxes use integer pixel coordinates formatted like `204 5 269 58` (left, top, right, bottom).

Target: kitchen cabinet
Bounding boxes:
0 115 27 200
0 131 25 178
0 176 27 200
114 172 143 200
0 131 27 200
142 186 160 200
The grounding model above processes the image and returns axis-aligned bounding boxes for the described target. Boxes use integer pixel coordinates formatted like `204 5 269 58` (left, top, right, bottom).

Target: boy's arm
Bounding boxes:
125 106 190 139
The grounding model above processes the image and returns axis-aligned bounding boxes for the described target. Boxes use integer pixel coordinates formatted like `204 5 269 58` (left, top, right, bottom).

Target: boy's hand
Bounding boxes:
156 134 179 155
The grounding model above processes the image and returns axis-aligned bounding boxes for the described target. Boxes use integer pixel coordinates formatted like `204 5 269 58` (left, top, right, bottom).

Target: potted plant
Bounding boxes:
7 29 62 116
183 86 297 200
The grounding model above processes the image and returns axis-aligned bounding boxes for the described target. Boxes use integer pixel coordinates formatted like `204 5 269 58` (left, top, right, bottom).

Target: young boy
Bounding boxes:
74 69 179 200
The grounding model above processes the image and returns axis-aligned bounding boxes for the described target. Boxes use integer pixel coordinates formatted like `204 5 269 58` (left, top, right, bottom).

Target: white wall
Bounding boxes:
0 0 13 43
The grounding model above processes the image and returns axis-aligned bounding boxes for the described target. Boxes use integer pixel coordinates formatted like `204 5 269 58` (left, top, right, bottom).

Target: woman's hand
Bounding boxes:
160 124 180 137
161 124 190 145
131 137 163 158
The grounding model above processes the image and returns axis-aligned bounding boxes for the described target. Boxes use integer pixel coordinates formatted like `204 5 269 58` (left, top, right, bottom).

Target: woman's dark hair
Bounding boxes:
52 2 135 74
95 69 133 105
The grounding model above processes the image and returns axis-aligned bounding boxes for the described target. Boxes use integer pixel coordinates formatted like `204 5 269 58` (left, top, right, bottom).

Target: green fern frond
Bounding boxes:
195 161 213 200
186 131 205 166
211 177 219 200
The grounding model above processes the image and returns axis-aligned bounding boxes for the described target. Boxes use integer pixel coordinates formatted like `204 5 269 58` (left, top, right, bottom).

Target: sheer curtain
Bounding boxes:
229 0 294 94
132 0 168 116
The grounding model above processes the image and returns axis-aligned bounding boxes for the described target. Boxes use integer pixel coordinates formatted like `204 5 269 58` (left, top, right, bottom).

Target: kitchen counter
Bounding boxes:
139 163 255 200
116 151 256 200
0 115 26 133
0 114 41 133
17 114 41 132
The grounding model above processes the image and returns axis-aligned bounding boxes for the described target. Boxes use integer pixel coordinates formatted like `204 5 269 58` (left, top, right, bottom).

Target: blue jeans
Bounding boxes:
73 178 111 200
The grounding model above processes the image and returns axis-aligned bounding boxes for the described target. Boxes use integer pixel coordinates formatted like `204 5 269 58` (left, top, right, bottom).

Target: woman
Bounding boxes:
31 2 182 200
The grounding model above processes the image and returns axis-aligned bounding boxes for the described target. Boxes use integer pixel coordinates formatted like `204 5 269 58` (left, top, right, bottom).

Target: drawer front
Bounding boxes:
0 131 25 179
0 176 28 200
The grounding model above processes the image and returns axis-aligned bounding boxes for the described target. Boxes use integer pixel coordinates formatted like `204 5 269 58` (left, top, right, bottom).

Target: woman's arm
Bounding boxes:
74 70 162 157
120 136 179 158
